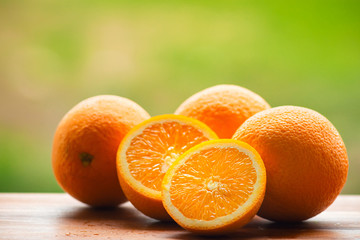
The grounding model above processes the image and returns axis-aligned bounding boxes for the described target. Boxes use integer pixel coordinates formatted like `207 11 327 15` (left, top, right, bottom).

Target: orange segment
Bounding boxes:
162 139 266 234
117 114 218 220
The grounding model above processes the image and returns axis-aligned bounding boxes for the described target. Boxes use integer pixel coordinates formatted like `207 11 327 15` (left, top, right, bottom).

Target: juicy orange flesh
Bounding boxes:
169 147 257 221
126 121 211 191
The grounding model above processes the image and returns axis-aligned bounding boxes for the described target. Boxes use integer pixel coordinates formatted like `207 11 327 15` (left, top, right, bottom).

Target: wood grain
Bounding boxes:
0 194 359 239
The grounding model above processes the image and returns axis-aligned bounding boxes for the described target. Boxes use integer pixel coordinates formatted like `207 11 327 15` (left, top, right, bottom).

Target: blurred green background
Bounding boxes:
0 0 359 193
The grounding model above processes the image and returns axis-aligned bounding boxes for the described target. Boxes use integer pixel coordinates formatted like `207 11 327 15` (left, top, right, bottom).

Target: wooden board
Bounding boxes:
0 193 359 239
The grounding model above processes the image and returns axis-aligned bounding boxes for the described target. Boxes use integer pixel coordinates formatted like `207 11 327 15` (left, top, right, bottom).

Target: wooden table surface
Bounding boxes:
0 194 359 239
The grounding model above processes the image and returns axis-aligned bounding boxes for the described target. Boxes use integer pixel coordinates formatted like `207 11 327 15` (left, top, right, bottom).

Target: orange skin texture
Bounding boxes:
117 170 170 220
175 84 270 139
52 95 150 207
233 106 349 222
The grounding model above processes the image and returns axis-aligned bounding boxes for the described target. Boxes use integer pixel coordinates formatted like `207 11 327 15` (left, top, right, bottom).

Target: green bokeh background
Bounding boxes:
0 0 359 193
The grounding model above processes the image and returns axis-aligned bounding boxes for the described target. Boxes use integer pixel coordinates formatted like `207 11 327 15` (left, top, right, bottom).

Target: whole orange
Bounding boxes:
52 95 150 207
233 106 349 222
175 84 270 138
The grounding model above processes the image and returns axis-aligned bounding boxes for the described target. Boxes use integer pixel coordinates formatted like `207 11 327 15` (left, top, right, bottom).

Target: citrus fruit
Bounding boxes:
233 106 349 222
116 114 218 220
162 139 266 234
175 84 270 138
52 95 150 207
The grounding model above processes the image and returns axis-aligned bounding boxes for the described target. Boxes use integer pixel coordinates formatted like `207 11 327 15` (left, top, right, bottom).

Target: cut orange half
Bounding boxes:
162 139 266 234
116 114 218 220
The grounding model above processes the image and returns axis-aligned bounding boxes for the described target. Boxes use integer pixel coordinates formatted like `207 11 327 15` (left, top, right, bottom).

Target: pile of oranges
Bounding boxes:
52 84 348 234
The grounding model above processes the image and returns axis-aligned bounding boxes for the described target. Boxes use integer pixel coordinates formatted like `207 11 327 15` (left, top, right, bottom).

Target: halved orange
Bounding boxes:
116 114 218 220
162 139 266 234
